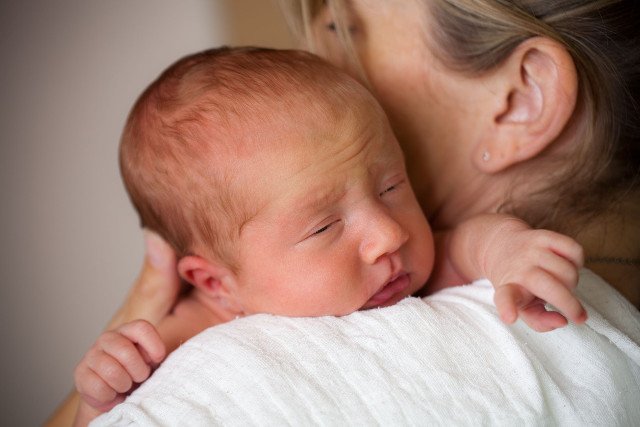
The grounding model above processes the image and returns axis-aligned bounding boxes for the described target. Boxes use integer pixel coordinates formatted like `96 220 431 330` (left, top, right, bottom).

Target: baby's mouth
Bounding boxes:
362 272 410 310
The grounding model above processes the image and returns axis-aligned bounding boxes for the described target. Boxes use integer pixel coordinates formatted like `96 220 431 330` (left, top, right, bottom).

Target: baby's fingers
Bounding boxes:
96 328 155 384
74 362 120 411
519 300 568 332
537 250 580 291
545 231 584 268
493 284 522 324
529 268 587 324
117 320 166 366
85 349 133 395
493 286 564 331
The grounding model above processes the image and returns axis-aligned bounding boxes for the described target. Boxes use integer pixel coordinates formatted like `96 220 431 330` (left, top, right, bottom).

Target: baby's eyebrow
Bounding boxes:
239 184 345 237
295 184 346 217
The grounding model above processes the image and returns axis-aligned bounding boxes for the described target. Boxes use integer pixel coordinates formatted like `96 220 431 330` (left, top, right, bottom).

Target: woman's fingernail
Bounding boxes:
144 229 165 268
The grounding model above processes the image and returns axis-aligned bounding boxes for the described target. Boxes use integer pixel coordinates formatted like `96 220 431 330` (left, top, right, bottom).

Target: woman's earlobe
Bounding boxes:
474 37 578 173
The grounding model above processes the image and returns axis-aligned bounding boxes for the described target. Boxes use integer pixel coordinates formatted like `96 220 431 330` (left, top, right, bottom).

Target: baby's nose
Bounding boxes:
359 211 409 264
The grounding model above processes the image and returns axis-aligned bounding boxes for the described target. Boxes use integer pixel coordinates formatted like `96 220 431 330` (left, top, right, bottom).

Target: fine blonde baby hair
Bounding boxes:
120 47 366 265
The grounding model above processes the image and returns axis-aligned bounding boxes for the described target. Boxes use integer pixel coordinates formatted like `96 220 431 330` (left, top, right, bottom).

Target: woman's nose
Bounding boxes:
359 210 409 265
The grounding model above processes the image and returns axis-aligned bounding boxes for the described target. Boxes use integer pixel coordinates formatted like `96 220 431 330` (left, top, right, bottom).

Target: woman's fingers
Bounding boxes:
106 230 182 330
142 229 179 286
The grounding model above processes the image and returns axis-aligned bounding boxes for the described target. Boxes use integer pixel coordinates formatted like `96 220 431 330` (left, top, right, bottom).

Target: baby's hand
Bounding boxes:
74 320 166 413
487 219 586 332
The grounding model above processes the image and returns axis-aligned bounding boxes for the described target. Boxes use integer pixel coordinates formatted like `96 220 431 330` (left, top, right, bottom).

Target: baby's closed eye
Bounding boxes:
310 219 341 237
379 179 406 197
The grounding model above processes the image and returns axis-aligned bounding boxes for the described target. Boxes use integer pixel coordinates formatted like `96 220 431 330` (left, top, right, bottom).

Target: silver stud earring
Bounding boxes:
482 151 490 162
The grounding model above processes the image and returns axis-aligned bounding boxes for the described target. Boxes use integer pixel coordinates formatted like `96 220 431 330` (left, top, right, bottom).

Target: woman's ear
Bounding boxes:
177 255 240 303
474 37 578 173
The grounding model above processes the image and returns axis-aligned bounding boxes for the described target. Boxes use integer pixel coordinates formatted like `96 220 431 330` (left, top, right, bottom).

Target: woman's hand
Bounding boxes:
46 230 182 427
105 230 182 331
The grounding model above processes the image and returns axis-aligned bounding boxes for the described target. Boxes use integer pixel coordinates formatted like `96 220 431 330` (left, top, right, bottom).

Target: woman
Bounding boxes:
47 0 639 424
285 0 640 304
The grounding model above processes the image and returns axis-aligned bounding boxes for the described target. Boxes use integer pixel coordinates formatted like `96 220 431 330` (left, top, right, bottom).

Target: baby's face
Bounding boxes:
229 97 434 317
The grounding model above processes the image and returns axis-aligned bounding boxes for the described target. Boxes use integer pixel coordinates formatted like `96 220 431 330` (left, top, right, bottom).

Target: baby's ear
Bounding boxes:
177 255 239 301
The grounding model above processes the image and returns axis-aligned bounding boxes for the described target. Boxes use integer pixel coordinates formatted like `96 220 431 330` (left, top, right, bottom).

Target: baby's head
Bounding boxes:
121 47 434 317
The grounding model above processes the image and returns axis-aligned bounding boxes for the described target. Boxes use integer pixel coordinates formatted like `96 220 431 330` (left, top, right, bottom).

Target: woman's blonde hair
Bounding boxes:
281 0 640 232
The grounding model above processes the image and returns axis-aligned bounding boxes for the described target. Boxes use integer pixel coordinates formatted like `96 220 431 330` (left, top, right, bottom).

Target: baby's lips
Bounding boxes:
363 272 410 309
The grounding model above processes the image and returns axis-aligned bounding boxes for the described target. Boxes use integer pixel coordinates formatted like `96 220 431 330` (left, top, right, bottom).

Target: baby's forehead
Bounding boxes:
232 100 394 181
203 85 376 155
224 101 400 238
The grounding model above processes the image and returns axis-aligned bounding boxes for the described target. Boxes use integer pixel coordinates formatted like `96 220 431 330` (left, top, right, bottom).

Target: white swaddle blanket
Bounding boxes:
93 270 640 426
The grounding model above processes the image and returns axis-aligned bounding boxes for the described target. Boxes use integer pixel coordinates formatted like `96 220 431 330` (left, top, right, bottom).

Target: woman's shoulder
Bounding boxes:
576 268 640 343
580 199 640 307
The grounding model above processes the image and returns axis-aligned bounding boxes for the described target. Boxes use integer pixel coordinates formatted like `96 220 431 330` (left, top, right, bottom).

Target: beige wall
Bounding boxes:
0 1 293 424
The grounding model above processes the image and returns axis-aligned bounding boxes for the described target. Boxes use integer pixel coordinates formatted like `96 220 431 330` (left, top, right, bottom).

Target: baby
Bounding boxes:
74 47 586 425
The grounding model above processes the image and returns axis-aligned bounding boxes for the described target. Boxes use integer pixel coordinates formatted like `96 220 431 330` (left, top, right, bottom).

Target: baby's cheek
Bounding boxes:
413 231 436 288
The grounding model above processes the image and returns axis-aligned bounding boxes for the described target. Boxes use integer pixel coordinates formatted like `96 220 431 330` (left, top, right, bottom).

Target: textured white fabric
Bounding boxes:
93 270 640 426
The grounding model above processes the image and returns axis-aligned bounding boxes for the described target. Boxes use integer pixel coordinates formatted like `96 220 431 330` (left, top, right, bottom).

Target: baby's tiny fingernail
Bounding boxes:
576 309 588 324
500 310 516 324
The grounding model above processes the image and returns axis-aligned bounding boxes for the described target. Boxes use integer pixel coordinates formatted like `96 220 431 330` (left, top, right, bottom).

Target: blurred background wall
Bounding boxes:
0 1 293 424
